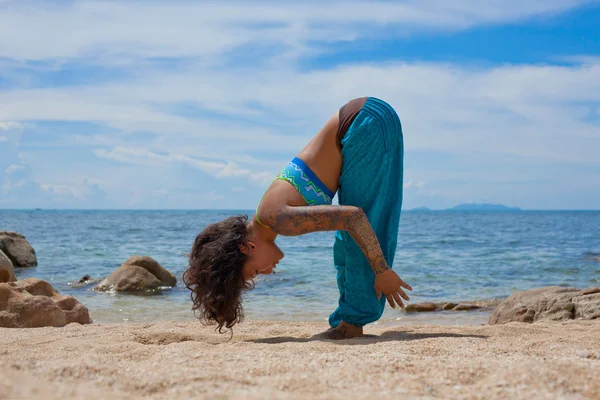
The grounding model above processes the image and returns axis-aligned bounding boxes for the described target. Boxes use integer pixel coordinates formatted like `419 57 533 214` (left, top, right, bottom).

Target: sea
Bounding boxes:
2 210 599 327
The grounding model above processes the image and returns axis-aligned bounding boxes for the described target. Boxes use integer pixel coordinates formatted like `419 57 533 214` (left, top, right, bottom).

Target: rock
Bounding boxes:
68 274 100 289
0 250 16 283
443 302 458 310
488 286 600 325
452 304 481 311
94 255 177 293
405 302 438 312
0 278 92 328
573 289 600 320
580 287 600 296
576 349 590 359
0 231 38 268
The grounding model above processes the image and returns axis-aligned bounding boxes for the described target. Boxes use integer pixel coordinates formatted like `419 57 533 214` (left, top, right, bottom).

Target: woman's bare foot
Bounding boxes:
324 321 363 340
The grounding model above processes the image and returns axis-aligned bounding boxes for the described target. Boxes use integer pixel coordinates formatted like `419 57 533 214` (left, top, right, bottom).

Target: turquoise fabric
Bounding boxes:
328 97 404 328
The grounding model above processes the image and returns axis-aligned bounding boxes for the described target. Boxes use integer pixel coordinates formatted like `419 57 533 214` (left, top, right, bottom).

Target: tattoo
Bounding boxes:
266 205 346 236
266 205 390 275
345 210 390 275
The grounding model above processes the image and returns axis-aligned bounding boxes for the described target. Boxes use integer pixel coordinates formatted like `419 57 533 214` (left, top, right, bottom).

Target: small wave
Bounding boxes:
434 239 477 245
122 228 145 234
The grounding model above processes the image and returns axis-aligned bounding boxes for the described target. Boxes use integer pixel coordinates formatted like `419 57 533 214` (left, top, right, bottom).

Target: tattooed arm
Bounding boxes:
266 205 387 274
265 205 412 307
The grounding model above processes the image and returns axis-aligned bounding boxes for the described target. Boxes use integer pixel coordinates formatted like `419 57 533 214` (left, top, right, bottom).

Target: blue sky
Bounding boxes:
1 0 599 210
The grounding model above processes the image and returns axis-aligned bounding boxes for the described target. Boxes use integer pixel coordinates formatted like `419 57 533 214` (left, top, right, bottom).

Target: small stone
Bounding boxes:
405 302 437 312
452 304 481 311
576 349 590 359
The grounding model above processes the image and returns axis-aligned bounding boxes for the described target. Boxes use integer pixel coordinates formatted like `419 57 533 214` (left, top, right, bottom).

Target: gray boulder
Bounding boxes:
0 250 16 283
489 286 600 325
94 255 177 293
0 231 37 268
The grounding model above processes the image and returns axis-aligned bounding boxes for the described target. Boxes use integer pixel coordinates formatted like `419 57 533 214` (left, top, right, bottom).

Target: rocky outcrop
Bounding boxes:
94 255 177 293
0 250 16 283
0 231 37 268
0 278 92 328
488 286 600 325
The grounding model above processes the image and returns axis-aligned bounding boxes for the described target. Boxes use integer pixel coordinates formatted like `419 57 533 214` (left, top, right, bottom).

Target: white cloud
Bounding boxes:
0 2 596 171
40 178 106 201
94 146 274 185
0 0 598 209
207 191 224 201
404 181 427 190
3 59 599 168
0 121 22 131
5 164 24 175
0 1 591 60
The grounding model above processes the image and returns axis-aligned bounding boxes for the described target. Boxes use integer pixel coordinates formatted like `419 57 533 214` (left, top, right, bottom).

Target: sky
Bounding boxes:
1 0 599 210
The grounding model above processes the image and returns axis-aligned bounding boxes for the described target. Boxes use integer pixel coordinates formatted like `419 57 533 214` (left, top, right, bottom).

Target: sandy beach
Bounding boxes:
1 319 599 400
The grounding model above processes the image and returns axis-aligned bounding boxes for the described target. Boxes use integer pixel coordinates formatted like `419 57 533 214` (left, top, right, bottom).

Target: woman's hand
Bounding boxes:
374 269 412 308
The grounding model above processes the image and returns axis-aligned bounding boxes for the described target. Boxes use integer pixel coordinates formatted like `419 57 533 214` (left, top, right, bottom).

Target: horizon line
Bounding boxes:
1 208 599 212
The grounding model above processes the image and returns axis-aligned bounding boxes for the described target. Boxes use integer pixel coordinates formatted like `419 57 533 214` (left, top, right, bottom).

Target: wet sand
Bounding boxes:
1 319 599 399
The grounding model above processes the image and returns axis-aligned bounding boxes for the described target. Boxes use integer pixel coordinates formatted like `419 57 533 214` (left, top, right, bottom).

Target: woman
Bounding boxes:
184 96 412 340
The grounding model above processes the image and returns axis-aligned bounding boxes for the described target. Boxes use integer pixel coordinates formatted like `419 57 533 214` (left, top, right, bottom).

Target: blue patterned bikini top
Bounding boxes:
255 157 334 229
275 157 334 206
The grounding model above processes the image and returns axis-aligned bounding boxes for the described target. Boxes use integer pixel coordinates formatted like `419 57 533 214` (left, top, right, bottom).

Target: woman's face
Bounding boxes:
242 239 284 281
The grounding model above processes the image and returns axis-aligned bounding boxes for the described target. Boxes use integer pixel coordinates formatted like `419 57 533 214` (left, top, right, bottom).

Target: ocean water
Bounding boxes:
2 210 599 327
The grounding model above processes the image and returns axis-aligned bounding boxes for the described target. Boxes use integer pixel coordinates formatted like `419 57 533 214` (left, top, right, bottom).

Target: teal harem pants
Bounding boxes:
329 97 404 328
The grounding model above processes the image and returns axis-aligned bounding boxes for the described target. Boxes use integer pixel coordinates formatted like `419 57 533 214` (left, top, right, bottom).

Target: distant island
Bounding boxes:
410 206 432 211
447 203 521 211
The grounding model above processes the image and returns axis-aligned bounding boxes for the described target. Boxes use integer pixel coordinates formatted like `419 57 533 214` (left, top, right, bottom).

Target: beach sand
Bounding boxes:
1 320 599 400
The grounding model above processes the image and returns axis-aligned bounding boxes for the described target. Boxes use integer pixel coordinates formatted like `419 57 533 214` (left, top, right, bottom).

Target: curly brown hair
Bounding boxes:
183 215 255 333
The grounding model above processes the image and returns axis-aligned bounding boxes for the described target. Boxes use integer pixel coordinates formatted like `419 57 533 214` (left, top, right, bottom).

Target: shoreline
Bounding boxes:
82 297 500 326
2 319 599 399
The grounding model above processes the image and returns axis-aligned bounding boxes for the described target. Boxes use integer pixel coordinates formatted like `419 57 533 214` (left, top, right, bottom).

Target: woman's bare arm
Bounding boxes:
265 205 389 274
264 205 412 308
